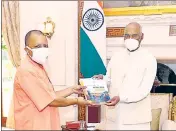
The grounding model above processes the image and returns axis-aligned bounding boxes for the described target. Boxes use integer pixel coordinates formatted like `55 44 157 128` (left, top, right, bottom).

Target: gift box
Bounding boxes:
66 121 80 129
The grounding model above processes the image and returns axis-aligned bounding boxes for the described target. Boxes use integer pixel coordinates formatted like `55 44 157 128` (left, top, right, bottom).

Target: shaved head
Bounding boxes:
124 22 144 43
125 22 142 35
25 30 45 47
24 30 48 57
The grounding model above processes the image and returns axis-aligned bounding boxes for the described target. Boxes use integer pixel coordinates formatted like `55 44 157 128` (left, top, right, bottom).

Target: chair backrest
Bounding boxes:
151 93 173 129
171 96 176 121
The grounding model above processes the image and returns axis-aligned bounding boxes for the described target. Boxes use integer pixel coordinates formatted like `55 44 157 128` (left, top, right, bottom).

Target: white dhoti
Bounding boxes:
102 103 151 130
106 120 150 130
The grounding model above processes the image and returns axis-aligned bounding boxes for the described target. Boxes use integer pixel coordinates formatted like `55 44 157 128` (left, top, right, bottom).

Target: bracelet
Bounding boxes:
75 98 78 104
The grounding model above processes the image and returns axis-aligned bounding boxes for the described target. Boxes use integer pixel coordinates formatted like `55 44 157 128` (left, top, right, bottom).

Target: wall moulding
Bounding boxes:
106 27 125 37
170 25 176 36
107 43 176 48
106 14 176 27
103 5 176 16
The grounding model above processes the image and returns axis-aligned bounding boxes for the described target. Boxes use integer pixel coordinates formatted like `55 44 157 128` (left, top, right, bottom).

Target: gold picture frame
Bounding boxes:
103 5 176 16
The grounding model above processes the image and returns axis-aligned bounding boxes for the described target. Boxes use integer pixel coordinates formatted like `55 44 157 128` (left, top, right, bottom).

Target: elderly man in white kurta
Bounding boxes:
94 22 157 130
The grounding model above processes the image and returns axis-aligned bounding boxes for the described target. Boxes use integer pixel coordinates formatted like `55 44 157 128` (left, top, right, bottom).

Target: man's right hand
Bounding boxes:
92 74 104 79
105 96 120 106
77 97 92 106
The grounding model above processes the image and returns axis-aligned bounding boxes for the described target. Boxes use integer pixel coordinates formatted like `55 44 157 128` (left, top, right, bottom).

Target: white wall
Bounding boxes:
19 1 78 125
106 14 176 61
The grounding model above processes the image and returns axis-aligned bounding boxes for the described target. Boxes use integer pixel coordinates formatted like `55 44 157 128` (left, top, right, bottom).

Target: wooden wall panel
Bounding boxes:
78 0 86 121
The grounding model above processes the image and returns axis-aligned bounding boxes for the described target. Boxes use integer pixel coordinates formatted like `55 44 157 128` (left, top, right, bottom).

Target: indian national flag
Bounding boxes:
80 1 106 78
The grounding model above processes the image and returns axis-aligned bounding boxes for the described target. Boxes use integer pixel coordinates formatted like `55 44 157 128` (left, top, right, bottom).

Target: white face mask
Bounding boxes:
26 46 49 65
124 39 139 51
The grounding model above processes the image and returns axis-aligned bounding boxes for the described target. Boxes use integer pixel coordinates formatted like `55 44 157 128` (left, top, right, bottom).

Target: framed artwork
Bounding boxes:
170 25 176 36
103 1 176 16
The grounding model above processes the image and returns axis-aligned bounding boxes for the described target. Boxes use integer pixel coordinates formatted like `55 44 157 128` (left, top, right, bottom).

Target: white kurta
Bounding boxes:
101 48 157 130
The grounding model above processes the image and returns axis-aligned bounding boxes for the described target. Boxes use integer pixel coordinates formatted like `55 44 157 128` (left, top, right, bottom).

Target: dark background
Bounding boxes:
151 63 176 96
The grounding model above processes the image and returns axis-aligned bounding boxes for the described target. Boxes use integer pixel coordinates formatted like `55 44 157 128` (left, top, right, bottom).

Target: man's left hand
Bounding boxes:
72 85 86 95
105 96 120 106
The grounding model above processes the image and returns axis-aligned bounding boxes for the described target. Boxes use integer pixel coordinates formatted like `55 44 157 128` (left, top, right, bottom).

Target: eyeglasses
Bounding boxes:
124 34 141 39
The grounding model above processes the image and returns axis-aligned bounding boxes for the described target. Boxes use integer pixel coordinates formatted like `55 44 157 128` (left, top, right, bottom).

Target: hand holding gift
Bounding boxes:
76 97 93 106
105 96 120 106
92 74 104 80
79 78 111 105
72 85 86 95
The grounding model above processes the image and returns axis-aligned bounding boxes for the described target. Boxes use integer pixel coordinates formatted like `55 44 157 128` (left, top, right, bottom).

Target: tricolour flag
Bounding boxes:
80 1 106 78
